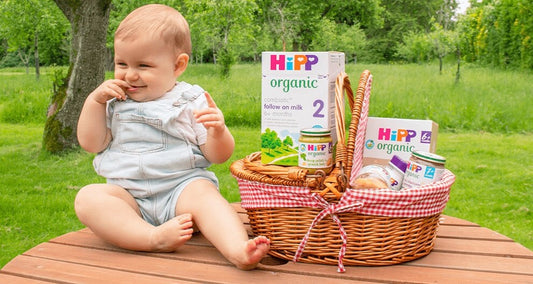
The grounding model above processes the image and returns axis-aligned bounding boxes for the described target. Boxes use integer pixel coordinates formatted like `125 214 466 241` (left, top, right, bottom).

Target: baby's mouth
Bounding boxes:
127 85 146 92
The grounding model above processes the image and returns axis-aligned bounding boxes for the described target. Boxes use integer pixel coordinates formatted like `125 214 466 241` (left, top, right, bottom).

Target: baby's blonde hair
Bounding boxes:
115 4 192 56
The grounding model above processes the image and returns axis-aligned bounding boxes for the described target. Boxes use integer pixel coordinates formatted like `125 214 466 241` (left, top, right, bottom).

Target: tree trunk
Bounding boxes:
439 55 443 74
43 0 111 153
17 49 30 74
34 33 40 80
455 46 461 84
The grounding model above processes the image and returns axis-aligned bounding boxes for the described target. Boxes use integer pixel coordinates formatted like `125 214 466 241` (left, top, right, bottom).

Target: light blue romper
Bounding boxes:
93 82 218 226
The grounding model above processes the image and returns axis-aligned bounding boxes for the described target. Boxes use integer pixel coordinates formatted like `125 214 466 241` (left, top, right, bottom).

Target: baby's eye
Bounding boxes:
139 64 151 68
115 62 127 67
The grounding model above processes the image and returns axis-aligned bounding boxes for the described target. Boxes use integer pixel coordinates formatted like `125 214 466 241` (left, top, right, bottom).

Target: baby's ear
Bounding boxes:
174 53 189 77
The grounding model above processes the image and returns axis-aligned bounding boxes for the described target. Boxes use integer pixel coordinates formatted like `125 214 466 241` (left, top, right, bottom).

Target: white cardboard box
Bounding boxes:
261 51 345 166
362 117 439 165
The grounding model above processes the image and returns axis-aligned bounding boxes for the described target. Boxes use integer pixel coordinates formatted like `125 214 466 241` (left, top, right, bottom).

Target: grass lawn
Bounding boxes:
1 123 532 268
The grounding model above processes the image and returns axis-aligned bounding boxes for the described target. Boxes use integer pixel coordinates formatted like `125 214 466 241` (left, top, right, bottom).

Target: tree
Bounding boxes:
310 19 367 63
0 0 68 78
43 0 112 153
456 0 533 70
396 31 433 63
261 128 281 154
255 0 298 52
429 23 457 74
184 0 258 76
366 0 454 62
282 135 293 148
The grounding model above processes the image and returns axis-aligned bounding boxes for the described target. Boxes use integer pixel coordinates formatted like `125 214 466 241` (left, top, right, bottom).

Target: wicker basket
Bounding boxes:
230 70 455 270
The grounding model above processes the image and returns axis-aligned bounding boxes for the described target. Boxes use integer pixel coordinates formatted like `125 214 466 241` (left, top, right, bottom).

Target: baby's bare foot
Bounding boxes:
149 213 194 252
236 236 270 270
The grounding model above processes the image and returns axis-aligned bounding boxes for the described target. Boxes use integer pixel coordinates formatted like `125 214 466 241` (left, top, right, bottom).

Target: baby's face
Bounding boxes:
114 36 180 102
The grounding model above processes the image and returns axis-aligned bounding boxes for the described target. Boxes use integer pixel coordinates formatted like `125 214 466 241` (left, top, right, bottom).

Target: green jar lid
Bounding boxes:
412 150 446 164
300 128 331 136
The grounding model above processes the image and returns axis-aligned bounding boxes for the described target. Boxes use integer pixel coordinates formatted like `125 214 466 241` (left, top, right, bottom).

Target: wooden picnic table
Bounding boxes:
1 203 532 283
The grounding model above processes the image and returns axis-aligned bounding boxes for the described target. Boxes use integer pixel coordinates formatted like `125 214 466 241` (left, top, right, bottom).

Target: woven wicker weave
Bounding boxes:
230 70 445 266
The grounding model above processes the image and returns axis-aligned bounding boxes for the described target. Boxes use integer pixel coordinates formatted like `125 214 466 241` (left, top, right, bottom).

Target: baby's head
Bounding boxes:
115 4 191 56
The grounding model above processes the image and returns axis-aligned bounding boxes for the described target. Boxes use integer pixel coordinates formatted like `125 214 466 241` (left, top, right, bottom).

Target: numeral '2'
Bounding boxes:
313 99 325 118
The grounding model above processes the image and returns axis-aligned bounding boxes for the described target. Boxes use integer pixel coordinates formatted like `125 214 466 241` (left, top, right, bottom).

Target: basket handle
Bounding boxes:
320 70 371 197
334 71 370 177
345 70 372 177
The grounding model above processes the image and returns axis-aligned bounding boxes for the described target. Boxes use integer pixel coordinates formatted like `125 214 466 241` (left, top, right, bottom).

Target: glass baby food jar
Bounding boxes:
351 165 391 189
298 128 333 174
402 150 446 189
386 155 408 191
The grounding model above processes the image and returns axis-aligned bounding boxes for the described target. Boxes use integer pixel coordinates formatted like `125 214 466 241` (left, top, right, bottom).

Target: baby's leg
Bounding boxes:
176 180 270 270
75 184 193 252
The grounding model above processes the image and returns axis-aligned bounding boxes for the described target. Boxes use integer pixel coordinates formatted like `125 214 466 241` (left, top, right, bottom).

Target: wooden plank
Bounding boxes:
0 272 54 283
406 250 533 275
40 229 533 283
49 219 532 276
50 233 233 266
439 215 480 226
436 224 512 241
54 228 533 262
2 255 197 284
3 202 532 283
51 229 215 250
15 242 362 284
434 237 533 258
261 260 533 284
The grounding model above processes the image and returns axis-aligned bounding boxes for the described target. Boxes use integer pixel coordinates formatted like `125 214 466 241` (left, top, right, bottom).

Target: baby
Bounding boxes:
76 4 269 270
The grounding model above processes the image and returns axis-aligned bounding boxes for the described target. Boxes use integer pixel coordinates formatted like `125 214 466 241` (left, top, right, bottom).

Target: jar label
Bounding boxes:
402 161 444 188
298 142 332 168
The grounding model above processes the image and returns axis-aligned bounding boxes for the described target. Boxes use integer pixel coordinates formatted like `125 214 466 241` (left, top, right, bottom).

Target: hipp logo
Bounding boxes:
378 128 432 144
378 128 417 142
270 54 318 71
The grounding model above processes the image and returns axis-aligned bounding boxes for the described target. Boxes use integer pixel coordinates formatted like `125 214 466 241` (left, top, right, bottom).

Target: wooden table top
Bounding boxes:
1 203 532 283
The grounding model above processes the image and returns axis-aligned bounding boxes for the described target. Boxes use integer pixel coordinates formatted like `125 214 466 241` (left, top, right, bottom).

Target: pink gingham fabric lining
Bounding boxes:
238 169 455 218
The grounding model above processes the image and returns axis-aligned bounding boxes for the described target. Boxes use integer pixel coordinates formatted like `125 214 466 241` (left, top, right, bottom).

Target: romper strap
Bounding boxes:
172 85 205 108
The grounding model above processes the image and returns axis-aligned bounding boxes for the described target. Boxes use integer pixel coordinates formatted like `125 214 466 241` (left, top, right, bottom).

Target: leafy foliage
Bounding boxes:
261 128 281 153
2 0 533 72
457 0 533 69
0 0 69 71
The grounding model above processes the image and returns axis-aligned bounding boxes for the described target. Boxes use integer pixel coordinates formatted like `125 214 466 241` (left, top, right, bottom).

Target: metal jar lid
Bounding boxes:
412 150 446 164
300 128 331 136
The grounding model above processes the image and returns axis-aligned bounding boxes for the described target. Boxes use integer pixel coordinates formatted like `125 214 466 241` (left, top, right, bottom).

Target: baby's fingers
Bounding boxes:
204 92 217 108
107 80 130 100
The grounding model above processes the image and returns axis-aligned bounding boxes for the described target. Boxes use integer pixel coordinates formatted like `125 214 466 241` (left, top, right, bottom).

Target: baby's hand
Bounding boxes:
90 79 130 104
194 92 226 134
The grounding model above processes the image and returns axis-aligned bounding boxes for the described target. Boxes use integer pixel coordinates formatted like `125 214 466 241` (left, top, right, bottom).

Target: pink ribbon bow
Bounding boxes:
293 193 363 273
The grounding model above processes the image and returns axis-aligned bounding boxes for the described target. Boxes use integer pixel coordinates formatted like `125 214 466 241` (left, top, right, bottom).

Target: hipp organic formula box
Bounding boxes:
362 117 439 165
261 52 345 166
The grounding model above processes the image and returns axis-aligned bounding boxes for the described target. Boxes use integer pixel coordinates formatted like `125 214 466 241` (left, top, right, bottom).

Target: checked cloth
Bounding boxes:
236 170 455 272
238 169 455 218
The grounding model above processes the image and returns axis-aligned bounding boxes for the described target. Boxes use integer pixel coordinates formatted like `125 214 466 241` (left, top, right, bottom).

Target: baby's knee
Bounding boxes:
74 185 96 216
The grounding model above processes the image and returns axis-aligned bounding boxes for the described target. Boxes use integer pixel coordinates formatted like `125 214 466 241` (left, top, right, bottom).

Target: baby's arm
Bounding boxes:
195 92 235 164
77 79 130 153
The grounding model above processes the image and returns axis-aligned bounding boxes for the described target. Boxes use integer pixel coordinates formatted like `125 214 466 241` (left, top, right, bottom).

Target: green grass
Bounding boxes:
349 64 533 133
179 63 533 133
0 124 101 267
2 64 532 133
1 64 532 268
